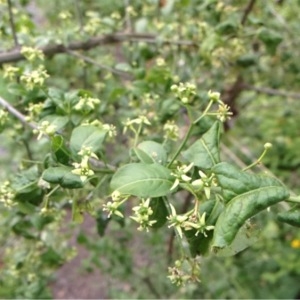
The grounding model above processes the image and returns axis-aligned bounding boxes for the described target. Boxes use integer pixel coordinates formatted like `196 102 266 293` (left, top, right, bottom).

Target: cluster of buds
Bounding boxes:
123 115 151 134
163 120 179 141
25 102 44 122
167 204 214 238
84 11 102 35
0 109 8 129
3 64 20 80
130 198 157 232
208 90 233 123
0 181 16 208
103 190 128 218
20 65 49 90
74 96 100 112
34 120 56 140
81 120 117 138
21 46 44 62
171 82 197 104
72 146 97 182
167 258 201 286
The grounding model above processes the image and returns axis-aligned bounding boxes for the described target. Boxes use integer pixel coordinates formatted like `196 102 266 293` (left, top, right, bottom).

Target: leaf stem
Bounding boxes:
167 100 214 167
286 196 300 204
242 146 269 171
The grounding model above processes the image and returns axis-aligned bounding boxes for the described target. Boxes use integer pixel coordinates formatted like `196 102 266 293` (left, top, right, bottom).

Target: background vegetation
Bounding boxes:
0 0 300 298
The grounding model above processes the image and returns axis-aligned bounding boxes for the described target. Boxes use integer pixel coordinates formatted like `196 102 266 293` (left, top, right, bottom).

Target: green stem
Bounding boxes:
167 100 214 167
243 148 268 171
286 196 300 204
163 197 190 258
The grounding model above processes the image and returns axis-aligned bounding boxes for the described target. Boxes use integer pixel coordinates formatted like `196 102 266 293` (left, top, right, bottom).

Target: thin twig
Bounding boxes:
142 276 161 299
124 0 133 32
243 84 300 99
66 49 133 78
7 0 19 47
241 0 257 25
0 96 38 130
0 33 198 65
74 0 84 32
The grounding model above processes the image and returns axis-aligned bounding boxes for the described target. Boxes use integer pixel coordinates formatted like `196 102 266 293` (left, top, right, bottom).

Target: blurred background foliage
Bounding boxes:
0 0 299 298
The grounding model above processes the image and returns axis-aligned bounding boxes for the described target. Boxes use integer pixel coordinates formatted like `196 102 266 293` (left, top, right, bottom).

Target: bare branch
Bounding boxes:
7 0 19 48
241 0 257 25
0 96 38 130
66 49 133 79
243 84 300 99
0 33 198 65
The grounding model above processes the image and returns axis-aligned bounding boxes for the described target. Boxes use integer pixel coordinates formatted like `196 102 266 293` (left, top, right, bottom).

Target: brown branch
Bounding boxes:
66 49 133 79
7 0 19 48
241 0 257 25
242 84 300 99
0 96 38 130
0 33 198 65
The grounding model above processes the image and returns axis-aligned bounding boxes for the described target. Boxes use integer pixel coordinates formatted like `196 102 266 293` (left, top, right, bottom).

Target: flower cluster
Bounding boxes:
123 115 151 134
74 96 100 112
207 90 233 123
103 190 128 218
167 258 201 286
170 162 194 191
3 65 20 80
72 146 97 181
191 170 216 199
0 181 16 208
21 46 44 62
34 120 56 140
25 102 44 121
167 204 214 238
130 198 157 232
20 65 49 90
171 82 196 104
163 120 179 141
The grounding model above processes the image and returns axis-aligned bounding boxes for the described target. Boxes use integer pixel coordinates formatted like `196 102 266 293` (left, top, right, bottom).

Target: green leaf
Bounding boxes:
182 121 221 169
42 167 83 189
258 28 283 54
134 141 167 164
212 162 289 249
110 163 173 198
214 223 260 257
51 135 70 164
70 125 107 154
277 209 300 227
40 115 69 131
149 197 168 228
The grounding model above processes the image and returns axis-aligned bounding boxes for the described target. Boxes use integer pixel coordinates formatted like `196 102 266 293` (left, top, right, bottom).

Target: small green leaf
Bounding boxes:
258 28 283 54
110 163 173 198
212 162 289 249
42 167 83 189
51 135 70 164
277 209 300 227
134 141 167 164
70 125 107 154
182 121 221 169
40 115 69 131
149 197 168 228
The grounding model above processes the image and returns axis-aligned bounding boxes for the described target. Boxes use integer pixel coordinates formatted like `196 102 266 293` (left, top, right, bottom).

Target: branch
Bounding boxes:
0 33 198 65
243 84 300 99
66 49 133 78
0 96 37 130
7 0 19 47
241 0 257 25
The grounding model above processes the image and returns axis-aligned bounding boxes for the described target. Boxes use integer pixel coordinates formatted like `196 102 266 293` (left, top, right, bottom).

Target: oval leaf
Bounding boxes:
70 125 107 154
110 163 173 198
212 162 289 249
277 209 300 227
134 141 167 164
42 167 83 189
182 121 221 169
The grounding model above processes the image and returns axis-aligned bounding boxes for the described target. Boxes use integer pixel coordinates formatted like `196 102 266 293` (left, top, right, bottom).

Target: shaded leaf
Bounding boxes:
134 141 167 164
212 162 289 249
182 121 221 169
277 209 300 227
